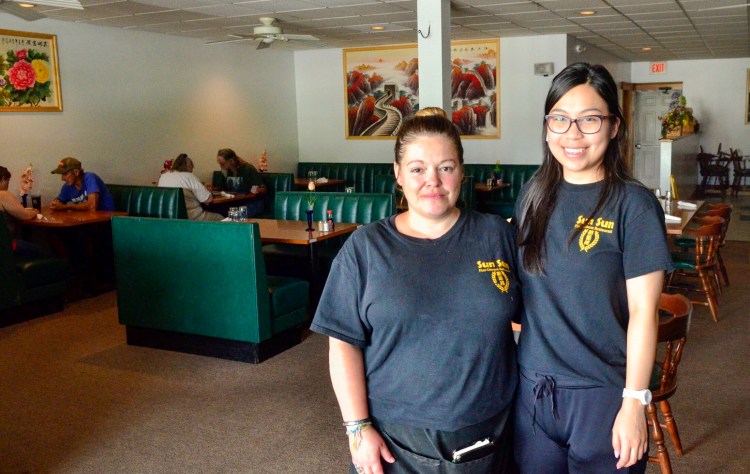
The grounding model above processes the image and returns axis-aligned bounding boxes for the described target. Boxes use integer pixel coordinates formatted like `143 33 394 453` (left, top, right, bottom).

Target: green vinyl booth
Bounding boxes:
107 184 188 219
112 216 309 363
463 164 539 217
297 162 394 193
0 212 68 326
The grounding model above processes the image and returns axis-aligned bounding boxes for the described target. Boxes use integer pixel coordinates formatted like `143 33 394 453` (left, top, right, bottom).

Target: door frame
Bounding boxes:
621 81 683 174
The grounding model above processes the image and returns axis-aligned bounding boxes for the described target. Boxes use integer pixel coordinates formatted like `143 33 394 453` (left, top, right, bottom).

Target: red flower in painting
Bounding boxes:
16 49 28 60
8 60 37 91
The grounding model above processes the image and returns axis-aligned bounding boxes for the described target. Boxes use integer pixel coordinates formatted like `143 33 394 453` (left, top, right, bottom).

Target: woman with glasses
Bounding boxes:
512 63 673 473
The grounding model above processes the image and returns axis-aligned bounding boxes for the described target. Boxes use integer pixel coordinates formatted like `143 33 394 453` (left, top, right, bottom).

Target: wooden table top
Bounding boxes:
209 190 265 205
20 208 128 228
294 178 346 190
475 182 510 192
665 199 704 235
244 218 360 245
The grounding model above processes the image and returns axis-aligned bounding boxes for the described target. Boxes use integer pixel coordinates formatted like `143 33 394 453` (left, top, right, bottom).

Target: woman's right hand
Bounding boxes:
350 427 395 474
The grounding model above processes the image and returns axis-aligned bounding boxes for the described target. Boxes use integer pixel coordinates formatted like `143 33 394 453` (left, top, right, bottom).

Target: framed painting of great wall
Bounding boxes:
343 39 500 139
0 29 62 112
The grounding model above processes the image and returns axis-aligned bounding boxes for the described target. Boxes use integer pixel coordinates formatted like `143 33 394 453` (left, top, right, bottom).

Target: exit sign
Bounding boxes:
650 62 667 74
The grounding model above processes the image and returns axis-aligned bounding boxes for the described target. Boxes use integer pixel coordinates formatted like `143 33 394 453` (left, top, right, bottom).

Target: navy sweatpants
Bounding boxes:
514 370 647 474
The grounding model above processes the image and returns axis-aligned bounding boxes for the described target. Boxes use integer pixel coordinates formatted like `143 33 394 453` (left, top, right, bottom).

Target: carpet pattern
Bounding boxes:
1 243 749 473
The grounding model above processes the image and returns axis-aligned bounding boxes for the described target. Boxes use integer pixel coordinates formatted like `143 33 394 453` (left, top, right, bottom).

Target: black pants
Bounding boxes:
350 409 515 474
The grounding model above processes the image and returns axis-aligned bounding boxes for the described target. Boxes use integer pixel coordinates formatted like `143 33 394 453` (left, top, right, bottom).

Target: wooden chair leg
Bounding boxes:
659 400 683 456
648 402 672 474
699 269 720 322
717 250 730 286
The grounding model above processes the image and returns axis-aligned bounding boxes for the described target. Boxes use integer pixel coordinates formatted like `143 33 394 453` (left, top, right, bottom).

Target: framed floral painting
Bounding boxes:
343 39 500 139
0 29 62 112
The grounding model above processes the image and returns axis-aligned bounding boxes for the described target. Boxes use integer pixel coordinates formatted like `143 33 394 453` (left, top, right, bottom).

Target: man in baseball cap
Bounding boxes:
50 157 114 212
51 157 82 174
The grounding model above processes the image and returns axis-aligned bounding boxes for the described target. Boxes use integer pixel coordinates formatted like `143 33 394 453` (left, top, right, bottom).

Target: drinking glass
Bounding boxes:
345 186 355 193
31 194 41 211
308 170 318 184
228 207 238 221
238 206 248 221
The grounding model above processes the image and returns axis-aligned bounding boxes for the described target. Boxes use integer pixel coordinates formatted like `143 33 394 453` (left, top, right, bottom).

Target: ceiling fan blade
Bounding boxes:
205 35 255 45
697 3 750 11
0 2 46 20
282 34 320 41
256 40 271 50
11 0 83 9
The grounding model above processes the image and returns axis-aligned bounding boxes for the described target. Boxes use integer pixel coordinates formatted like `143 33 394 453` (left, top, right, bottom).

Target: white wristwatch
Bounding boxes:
622 388 652 405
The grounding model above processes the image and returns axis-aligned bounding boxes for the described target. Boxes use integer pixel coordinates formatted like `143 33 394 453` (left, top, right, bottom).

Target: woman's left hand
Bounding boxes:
611 398 648 468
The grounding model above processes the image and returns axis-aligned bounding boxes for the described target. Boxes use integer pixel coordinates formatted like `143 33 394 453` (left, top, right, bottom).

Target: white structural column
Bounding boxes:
417 0 451 112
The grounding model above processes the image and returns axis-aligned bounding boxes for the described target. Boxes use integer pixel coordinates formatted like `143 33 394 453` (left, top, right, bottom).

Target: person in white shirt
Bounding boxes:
158 154 223 221
0 165 40 255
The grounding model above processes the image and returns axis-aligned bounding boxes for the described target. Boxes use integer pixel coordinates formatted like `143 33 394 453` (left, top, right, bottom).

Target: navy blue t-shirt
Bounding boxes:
311 210 520 431
514 180 674 387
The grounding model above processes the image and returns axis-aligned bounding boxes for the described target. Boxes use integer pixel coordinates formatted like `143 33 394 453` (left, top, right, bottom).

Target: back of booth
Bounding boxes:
297 162 394 194
107 184 188 219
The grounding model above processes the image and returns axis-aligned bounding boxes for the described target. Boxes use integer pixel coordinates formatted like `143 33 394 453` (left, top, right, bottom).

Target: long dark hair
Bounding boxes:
0 166 10 182
517 62 635 274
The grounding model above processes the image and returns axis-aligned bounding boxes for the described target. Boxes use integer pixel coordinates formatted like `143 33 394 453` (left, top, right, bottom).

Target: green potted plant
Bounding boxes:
493 160 502 185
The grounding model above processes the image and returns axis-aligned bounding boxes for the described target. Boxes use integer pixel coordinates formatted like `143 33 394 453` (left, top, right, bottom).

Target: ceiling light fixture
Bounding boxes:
642 47 652 52
18 3 36 7
578 10 596 16
371 26 385 31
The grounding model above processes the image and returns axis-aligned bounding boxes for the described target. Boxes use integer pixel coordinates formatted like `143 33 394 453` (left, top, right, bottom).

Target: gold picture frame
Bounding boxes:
746 68 750 124
343 39 500 139
0 29 62 112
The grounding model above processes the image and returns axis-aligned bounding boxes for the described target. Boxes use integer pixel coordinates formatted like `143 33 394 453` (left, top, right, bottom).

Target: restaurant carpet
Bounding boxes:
1 242 748 473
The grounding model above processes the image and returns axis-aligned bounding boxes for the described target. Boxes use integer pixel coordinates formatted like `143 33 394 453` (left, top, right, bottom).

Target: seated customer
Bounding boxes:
0 165 39 256
214 148 265 217
213 148 264 194
50 157 114 212
158 154 223 221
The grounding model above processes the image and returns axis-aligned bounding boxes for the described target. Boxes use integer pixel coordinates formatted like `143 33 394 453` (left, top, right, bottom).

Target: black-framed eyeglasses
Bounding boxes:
544 114 613 134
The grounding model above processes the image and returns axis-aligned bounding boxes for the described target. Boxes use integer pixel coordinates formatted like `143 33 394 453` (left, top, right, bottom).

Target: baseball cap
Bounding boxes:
51 157 82 174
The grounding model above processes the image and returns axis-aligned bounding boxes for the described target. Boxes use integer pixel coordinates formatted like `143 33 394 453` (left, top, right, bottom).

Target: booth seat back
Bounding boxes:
0 212 67 315
107 184 187 219
274 191 396 224
112 217 307 344
298 162 393 194
372 174 475 210
462 164 539 202
258 172 294 218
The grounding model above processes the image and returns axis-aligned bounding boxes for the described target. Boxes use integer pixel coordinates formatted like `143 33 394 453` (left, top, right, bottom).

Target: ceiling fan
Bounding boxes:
0 0 82 21
206 17 320 50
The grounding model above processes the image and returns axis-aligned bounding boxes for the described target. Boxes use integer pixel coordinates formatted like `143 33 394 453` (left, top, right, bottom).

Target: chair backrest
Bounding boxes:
653 293 692 398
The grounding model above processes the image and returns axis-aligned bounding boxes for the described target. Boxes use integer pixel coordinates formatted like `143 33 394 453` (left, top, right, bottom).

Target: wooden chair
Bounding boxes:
696 205 732 287
647 293 692 474
730 149 750 197
673 215 726 292
696 145 730 196
668 222 722 322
